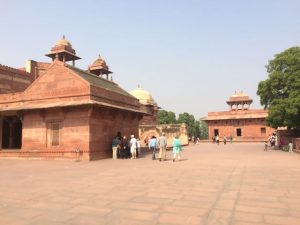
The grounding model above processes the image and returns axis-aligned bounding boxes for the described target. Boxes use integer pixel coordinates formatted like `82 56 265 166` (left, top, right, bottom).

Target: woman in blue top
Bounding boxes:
172 136 182 162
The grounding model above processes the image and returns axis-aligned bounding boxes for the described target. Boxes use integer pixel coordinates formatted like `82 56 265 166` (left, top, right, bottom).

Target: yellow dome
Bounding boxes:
130 87 157 106
55 35 72 47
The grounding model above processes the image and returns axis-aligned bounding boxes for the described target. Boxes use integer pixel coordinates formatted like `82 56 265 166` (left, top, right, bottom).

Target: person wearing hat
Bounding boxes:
158 133 167 161
130 134 138 159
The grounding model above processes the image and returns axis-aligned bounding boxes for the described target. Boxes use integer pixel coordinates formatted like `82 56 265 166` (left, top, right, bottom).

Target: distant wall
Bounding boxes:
139 123 189 148
207 119 275 142
277 129 300 152
0 64 33 94
293 138 300 153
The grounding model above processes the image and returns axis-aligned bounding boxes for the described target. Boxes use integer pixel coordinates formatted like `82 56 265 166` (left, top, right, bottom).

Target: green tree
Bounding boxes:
199 120 208 139
157 110 176 124
257 47 300 129
177 112 200 137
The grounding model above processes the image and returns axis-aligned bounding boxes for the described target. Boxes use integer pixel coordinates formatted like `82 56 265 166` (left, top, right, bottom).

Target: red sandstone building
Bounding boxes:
0 36 145 160
202 92 275 142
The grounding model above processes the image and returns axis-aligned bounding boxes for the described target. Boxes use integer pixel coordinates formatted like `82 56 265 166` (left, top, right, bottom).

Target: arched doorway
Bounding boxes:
2 116 22 149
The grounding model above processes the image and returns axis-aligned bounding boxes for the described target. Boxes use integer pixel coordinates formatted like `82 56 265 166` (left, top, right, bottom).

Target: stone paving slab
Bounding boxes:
0 143 300 225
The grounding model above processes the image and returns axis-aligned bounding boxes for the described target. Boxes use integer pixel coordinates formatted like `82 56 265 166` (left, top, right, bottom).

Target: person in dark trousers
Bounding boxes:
121 136 129 159
116 131 122 158
149 136 157 160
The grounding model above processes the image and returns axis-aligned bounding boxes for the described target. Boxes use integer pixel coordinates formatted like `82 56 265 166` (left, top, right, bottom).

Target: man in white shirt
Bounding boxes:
130 134 138 159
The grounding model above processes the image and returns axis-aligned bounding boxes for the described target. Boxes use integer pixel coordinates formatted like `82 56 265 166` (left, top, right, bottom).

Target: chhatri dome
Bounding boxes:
228 91 252 102
130 86 157 106
226 91 253 110
88 55 112 79
45 35 81 66
55 35 73 48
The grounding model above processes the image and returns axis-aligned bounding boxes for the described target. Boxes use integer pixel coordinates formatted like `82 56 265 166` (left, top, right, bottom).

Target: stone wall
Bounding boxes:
0 64 33 94
139 124 188 148
89 106 141 160
293 138 300 153
0 105 142 161
277 129 300 152
207 119 275 142
0 106 91 160
139 104 157 125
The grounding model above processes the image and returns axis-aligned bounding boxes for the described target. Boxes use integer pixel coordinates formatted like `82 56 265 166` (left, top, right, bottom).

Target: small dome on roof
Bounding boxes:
55 35 72 48
228 91 252 102
46 35 80 63
230 91 247 98
90 55 109 70
130 86 157 106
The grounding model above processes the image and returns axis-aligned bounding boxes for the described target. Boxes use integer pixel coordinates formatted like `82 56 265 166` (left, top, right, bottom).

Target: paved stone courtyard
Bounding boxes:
0 143 300 225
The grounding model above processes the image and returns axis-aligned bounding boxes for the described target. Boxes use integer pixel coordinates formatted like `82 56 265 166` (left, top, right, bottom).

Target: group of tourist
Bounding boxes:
268 133 277 148
265 132 281 150
111 133 141 159
190 136 201 144
112 132 183 162
212 135 232 145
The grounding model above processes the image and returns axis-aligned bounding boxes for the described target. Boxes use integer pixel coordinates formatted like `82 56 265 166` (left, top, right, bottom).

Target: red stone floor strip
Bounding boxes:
0 143 300 225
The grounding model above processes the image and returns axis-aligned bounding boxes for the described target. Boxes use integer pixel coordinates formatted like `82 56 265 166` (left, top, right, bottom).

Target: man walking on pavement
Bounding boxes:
158 133 167 161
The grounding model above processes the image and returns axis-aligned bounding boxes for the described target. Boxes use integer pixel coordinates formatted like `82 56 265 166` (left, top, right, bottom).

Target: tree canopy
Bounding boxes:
157 110 208 139
257 47 300 129
199 120 208 140
157 110 176 124
177 112 198 137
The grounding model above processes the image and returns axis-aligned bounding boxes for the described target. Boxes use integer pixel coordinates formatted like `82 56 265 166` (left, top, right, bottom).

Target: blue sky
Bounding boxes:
1 0 299 118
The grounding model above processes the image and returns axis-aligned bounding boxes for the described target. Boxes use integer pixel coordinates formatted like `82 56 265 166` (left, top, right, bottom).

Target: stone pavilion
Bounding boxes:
202 91 275 142
0 36 145 160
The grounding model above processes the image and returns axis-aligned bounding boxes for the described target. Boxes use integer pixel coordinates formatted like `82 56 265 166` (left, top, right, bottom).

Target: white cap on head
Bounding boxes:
130 134 134 138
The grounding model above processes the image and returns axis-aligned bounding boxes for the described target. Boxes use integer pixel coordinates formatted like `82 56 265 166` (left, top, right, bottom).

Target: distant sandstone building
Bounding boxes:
202 92 275 142
0 36 145 160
